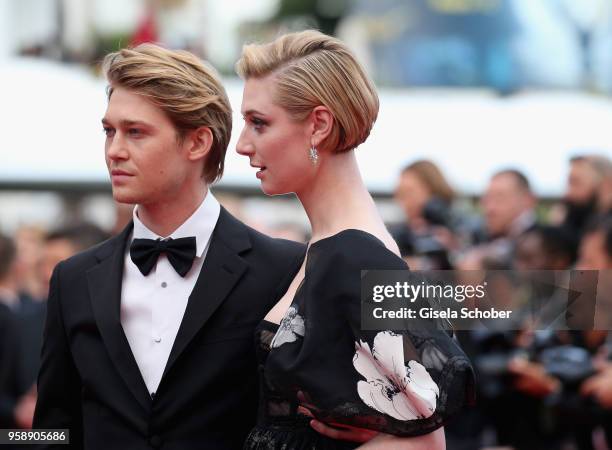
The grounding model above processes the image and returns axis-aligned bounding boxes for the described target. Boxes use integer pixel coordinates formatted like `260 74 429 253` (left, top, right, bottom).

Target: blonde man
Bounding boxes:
33 44 303 450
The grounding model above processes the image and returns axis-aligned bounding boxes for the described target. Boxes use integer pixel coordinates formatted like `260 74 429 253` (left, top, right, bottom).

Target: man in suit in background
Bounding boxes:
33 44 304 449
14 223 110 431
459 169 537 270
0 233 20 433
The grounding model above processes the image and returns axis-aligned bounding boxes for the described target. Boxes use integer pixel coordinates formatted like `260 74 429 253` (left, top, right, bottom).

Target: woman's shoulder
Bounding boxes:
307 229 407 274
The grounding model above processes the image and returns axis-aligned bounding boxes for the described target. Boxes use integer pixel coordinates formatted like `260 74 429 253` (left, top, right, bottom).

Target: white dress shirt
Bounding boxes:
120 192 220 394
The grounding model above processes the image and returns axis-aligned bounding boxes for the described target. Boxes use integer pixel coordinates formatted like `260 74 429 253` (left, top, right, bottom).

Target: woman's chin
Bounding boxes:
260 183 289 197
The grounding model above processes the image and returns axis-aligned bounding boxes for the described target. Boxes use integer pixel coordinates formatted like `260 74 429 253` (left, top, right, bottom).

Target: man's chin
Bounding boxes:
112 191 140 205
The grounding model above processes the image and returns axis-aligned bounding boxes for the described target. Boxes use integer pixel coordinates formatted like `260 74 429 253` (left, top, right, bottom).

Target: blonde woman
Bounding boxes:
236 30 474 449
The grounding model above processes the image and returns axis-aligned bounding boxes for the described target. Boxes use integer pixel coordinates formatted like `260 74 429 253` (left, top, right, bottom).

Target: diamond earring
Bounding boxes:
308 146 319 165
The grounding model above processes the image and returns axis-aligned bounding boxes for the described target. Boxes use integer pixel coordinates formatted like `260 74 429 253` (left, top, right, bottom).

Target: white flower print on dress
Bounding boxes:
270 306 305 348
353 331 439 420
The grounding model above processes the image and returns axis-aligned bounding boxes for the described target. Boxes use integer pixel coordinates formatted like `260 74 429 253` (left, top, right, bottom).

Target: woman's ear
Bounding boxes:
186 126 213 162
310 106 334 149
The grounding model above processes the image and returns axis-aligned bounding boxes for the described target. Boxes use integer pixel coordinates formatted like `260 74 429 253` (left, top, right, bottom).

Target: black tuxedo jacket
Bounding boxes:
33 208 305 450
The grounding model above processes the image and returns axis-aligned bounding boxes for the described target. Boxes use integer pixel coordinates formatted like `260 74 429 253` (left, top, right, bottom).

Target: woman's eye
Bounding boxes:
251 117 266 131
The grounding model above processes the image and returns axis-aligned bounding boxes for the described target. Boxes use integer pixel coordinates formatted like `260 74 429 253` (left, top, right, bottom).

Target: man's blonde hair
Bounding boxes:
103 44 232 183
236 30 379 153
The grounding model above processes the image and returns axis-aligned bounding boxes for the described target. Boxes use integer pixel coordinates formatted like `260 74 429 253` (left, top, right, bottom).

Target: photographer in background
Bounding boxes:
459 169 537 270
562 155 612 240
498 219 611 450
469 225 577 450
578 217 612 446
392 159 458 269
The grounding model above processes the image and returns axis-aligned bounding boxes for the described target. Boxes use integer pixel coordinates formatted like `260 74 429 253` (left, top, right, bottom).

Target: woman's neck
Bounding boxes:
296 151 381 241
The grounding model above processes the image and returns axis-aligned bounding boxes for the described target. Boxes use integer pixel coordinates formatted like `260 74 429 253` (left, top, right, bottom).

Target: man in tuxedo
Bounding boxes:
33 44 304 449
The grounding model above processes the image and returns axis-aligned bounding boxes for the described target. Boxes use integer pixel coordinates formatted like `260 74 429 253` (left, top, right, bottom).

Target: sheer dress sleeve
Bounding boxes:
265 230 475 437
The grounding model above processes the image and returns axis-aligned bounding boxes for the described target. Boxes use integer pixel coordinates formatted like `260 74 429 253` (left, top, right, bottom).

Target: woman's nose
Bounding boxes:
236 129 254 156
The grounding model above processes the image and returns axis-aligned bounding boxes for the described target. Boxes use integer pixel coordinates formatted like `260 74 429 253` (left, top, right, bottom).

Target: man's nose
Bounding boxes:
106 134 128 160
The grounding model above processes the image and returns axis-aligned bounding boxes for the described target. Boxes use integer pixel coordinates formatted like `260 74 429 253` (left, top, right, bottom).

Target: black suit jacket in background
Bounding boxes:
0 303 20 430
33 208 305 450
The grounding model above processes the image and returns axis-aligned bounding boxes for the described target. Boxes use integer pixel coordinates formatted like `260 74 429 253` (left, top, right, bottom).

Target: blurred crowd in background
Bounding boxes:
2 0 612 449
390 154 612 450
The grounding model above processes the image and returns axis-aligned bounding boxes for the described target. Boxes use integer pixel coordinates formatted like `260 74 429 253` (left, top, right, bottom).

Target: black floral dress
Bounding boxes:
244 230 475 449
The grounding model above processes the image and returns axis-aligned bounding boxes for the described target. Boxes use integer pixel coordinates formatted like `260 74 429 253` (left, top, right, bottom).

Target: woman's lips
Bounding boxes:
251 164 266 179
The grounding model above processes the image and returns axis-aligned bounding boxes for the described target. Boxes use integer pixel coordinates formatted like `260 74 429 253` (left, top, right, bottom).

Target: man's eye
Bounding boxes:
128 128 142 136
103 127 115 137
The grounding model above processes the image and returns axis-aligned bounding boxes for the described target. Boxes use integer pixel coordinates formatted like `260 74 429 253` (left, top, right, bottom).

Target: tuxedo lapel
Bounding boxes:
86 222 152 412
162 208 250 379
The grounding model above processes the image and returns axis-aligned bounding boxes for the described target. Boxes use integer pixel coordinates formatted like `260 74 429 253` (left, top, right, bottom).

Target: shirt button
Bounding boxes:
154 337 161 343
161 282 167 288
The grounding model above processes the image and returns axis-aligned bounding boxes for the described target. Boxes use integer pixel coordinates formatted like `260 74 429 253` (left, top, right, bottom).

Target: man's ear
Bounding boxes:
310 106 334 149
186 126 213 162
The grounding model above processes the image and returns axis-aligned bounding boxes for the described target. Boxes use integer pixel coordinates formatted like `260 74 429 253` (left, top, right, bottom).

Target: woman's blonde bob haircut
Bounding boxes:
103 44 232 184
236 30 379 153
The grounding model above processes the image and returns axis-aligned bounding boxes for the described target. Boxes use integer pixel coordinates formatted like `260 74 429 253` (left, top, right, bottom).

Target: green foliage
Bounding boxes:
92 33 132 62
274 0 351 35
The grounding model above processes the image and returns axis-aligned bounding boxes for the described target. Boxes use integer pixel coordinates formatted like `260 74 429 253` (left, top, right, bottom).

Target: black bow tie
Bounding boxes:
130 237 197 277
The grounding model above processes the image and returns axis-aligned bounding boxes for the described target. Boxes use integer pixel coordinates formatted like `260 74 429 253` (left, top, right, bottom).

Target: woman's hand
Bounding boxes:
298 402 378 443
299 390 445 448
357 427 445 450
301 401 445 449
309 418 379 443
